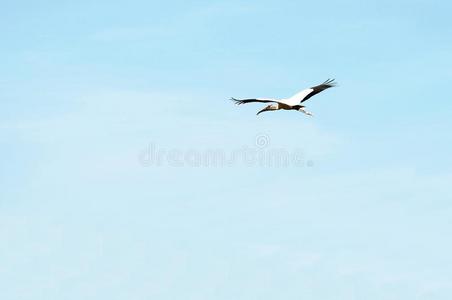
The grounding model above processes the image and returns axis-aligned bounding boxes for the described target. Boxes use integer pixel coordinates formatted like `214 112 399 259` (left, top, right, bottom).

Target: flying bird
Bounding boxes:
231 79 337 116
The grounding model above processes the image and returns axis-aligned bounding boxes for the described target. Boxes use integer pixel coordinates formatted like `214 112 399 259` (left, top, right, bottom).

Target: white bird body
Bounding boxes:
231 79 336 116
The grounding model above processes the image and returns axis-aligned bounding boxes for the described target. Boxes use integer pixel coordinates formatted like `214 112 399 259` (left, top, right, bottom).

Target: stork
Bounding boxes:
231 79 336 116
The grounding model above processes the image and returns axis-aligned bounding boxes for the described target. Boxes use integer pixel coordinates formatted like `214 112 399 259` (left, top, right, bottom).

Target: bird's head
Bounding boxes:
256 104 277 115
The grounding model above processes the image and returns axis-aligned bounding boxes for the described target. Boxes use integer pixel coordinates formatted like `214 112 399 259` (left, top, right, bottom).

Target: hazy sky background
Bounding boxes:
1 0 452 299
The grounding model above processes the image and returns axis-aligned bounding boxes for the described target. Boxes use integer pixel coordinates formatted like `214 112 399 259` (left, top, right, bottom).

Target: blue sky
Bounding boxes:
1 0 452 299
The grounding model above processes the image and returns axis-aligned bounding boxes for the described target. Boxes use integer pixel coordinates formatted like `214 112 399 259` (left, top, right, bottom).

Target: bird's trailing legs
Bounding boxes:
298 107 313 116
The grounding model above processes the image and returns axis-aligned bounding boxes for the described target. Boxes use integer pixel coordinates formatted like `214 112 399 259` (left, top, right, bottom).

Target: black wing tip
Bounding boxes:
322 78 337 87
230 97 243 105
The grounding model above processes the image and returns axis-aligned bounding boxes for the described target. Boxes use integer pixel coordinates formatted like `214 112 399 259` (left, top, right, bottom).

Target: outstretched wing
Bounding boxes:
282 79 336 106
230 97 278 105
300 79 336 103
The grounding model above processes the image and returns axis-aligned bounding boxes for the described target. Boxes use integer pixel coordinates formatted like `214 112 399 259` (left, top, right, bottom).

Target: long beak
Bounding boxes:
256 107 271 115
